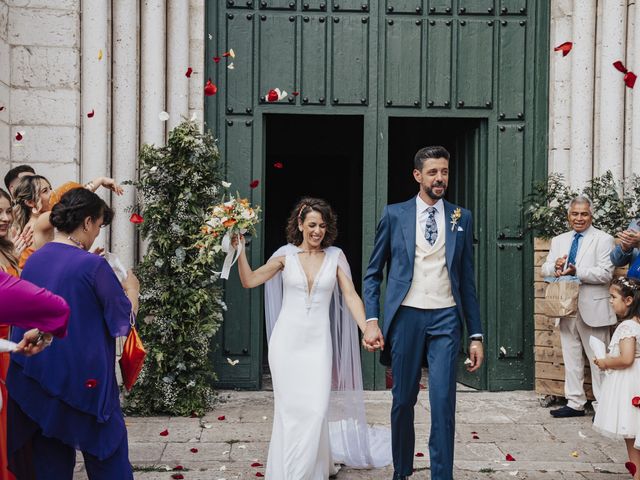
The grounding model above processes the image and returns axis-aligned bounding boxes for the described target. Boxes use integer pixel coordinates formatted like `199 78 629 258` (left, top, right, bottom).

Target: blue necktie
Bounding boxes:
425 207 438 246
567 233 582 266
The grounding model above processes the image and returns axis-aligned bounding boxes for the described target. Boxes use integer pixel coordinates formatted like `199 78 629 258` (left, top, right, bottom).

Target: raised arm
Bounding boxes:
234 235 285 288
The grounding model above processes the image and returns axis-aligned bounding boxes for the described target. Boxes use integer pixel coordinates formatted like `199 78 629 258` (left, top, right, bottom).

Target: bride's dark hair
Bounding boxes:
285 197 337 248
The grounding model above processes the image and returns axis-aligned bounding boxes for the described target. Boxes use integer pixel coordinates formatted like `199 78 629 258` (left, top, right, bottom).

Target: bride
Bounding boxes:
233 197 391 479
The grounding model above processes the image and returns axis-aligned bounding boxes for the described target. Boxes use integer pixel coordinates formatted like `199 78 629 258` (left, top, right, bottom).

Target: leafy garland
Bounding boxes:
124 120 226 416
526 171 640 239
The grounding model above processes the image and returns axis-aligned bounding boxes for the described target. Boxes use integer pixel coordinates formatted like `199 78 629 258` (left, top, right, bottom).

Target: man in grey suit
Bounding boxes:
541 196 616 418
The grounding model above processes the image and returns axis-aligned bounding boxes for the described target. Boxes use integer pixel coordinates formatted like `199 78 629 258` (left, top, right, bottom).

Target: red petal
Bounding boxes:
626 461 637 475
15 132 23 141
267 89 279 102
251 462 263 467
84 379 98 388
292 91 300 96
190 448 199 453
213 56 221 63
472 435 480 439
613 60 628 73
505 454 516 461
256 474 264 478
129 213 144 224
173 465 184 470
415 452 425 457
217 415 226 421
624 72 637 88
185 67 193 78
0 105 5 111
171 475 184 480
222 51 231 57
632 396 640 407
204 79 218 96
470 431 478 435
553 41 573 57
273 162 284 169
249 180 259 189
159 429 169 436
87 109 95 118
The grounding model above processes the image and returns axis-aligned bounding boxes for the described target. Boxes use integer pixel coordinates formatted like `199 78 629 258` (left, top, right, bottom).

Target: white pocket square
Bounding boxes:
457 226 464 231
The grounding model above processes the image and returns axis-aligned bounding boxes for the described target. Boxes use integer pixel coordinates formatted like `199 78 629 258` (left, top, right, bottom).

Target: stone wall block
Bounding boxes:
11 45 79 88
10 88 78 125
0 80 8 121
10 124 78 164
0 37 10 85
0 121 9 164
0 1 8 41
8 7 78 47
27 161 79 186
7 0 79 10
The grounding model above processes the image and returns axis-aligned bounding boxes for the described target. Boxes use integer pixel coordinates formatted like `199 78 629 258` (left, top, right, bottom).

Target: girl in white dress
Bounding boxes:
593 276 640 479
232 198 391 479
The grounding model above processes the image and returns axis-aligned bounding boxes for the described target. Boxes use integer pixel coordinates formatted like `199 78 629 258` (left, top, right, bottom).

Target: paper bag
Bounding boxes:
544 278 580 318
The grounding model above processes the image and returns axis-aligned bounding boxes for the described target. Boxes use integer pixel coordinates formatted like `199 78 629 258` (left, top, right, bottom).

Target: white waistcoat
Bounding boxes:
401 215 456 309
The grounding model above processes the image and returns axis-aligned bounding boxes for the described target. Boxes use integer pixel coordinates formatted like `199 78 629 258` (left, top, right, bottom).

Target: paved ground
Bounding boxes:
74 389 632 479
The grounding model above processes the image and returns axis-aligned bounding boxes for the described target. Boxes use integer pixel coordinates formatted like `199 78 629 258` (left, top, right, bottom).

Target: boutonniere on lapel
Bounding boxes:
450 208 462 231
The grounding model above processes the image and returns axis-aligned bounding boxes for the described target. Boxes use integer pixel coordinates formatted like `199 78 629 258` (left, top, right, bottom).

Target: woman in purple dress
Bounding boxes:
7 188 140 480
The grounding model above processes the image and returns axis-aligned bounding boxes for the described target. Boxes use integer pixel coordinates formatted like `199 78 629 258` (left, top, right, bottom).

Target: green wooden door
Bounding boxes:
206 0 549 391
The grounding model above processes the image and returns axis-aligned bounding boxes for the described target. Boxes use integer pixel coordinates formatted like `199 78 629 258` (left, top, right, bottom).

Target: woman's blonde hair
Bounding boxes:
0 188 19 273
12 175 51 233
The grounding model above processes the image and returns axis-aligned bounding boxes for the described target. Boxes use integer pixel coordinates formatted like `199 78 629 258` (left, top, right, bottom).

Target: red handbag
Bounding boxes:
119 312 146 391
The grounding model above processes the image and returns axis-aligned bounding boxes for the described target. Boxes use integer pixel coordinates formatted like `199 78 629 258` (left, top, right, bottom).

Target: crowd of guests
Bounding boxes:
543 195 640 478
0 165 137 479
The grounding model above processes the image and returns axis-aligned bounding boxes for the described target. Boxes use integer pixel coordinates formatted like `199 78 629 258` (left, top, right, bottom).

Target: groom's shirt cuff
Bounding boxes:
470 334 483 341
366 317 379 323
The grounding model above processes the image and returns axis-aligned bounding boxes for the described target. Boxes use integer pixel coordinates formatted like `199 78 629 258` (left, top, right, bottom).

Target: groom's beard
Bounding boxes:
424 181 447 200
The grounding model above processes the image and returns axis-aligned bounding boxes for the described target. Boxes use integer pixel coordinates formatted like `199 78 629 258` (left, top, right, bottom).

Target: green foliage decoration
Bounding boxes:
526 171 640 239
123 120 226 416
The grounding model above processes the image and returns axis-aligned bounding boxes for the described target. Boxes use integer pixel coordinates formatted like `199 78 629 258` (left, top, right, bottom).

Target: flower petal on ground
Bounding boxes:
218 415 226 421
191 448 199 453
249 180 259 189
87 109 95 118
15 132 23 141
624 72 637 88
415 452 424 457
251 462 263 467
213 56 221 63
553 41 573 57
159 429 169 436
505 454 516 461
185 67 193 78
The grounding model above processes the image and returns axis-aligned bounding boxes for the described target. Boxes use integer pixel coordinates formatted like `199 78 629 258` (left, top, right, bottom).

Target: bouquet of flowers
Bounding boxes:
198 194 261 279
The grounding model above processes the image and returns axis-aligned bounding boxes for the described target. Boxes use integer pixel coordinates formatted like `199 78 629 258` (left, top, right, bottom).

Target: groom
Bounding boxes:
363 146 484 480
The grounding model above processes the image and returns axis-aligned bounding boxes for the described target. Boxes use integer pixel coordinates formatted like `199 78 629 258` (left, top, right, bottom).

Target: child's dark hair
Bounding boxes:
611 276 640 318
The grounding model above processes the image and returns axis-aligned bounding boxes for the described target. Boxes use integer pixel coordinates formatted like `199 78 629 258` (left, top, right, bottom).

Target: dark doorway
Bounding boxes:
387 117 484 208
263 114 364 379
387 116 487 390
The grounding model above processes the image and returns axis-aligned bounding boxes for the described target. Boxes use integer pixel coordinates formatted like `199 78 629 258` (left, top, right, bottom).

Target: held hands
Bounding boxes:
362 322 385 352
12 224 34 256
14 328 53 356
593 357 607 370
554 255 576 277
617 229 640 253
466 340 484 372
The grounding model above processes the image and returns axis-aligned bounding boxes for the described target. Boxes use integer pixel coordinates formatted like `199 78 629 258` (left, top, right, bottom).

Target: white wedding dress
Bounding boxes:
264 246 391 480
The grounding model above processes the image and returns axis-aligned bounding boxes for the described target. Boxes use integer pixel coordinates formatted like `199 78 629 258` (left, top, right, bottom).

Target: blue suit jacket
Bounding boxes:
363 197 483 366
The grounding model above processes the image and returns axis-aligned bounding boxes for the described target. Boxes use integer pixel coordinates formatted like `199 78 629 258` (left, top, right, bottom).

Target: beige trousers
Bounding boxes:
559 313 610 411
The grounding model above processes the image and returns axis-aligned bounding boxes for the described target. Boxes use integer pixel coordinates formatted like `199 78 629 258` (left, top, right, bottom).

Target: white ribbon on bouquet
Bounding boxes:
219 230 243 280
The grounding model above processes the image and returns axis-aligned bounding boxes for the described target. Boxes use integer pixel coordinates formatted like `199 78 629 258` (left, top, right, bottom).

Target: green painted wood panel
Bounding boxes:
498 20 526 120
225 13 254 114
225 0 253 9
384 18 422 107
427 0 452 14
426 19 452 108
302 0 329 11
497 125 524 235
331 15 369 105
332 0 369 12
259 15 297 104
214 119 260 388
301 16 328 105
259 0 297 10
500 0 527 15
386 0 423 14
458 0 495 15
456 19 493 109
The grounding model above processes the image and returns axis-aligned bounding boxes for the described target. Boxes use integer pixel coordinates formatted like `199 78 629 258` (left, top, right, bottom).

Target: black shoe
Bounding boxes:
392 474 409 480
550 405 585 418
